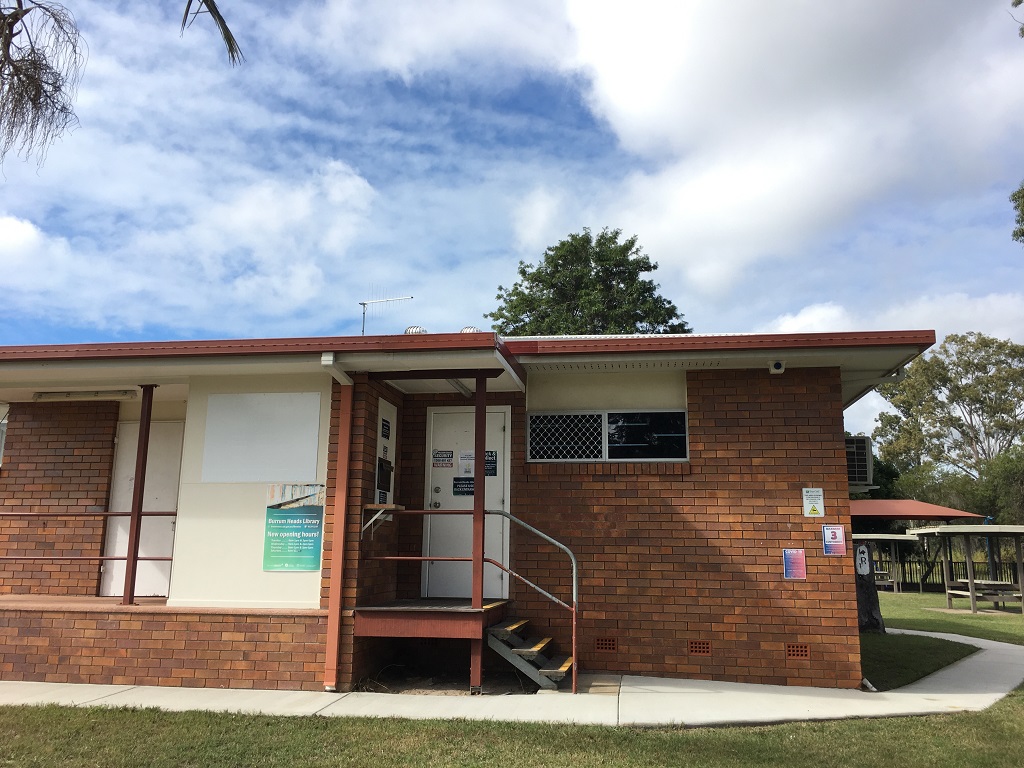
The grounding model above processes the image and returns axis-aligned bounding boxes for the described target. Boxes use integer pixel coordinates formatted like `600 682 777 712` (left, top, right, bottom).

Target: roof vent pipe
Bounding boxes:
404 325 428 335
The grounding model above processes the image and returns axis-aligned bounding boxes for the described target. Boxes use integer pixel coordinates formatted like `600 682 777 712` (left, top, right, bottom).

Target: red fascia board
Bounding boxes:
0 332 499 363
503 330 936 356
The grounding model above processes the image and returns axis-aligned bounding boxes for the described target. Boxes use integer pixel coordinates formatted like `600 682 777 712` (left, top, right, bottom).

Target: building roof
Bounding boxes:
0 329 934 405
849 499 983 520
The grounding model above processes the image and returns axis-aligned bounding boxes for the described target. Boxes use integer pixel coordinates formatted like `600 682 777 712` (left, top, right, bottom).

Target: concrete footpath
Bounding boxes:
0 630 1021 728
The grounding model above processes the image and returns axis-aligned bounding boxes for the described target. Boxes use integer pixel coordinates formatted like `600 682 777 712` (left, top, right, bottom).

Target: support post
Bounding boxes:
890 541 899 594
324 383 354 690
942 536 953 609
965 535 978 613
1016 537 1024 619
470 374 487 693
122 384 155 605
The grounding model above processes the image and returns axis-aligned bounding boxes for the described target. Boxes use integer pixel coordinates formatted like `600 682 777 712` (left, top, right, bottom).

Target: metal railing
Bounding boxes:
0 510 176 566
363 507 580 693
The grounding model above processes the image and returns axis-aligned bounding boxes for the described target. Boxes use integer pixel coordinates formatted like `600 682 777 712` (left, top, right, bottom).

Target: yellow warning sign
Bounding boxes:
802 488 825 517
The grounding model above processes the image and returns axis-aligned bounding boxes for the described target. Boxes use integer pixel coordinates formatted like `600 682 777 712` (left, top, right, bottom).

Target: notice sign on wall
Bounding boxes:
802 487 825 517
457 451 498 476
783 548 807 580
263 484 325 572
822 525 847 556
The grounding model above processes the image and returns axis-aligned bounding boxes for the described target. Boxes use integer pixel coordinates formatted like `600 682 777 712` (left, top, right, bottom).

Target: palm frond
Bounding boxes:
181 0 243 65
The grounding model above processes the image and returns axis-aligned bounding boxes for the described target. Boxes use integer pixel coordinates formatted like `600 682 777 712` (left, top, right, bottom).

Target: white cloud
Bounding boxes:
762 294 1024 344
512 186 569 256
559 2 1024 295
761 303 858 334
286 0 576 80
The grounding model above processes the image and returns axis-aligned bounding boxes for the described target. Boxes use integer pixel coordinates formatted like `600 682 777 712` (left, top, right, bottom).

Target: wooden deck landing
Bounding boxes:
352 598 508 639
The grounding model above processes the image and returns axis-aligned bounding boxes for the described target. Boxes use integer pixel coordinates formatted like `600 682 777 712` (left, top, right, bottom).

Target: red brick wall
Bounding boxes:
0 606 326 690
321 377 406 690
0 402 118 595
507 368 860 688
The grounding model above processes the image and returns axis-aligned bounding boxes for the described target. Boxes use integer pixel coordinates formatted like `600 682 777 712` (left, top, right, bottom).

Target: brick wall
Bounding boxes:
0 402 118 595
321 377 406 690
0 606 326 689
507 367 860 688
333 368 860 690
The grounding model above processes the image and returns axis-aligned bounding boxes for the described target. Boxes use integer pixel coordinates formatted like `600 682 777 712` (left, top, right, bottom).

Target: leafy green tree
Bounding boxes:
873 332 1024 479
487 228 691 336
0 1 240 166
1012 182 1024 245
983 447 1024 524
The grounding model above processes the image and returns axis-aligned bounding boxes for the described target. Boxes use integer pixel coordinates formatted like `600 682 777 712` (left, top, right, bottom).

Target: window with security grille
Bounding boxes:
528 410 687 462
528 413 602 460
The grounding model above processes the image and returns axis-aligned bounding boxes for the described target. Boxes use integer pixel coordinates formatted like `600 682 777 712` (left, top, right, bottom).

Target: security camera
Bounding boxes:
769 361 785 374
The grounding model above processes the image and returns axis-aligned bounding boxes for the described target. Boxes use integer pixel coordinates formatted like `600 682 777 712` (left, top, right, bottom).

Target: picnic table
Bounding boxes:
913 525 1024 615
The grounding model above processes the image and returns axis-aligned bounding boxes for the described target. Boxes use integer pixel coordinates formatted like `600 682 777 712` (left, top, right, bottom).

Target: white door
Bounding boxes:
100 421 184 597
422 407 510 598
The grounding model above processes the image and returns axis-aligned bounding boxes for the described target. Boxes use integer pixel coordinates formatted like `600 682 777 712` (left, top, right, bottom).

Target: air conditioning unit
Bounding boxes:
845 436 875 493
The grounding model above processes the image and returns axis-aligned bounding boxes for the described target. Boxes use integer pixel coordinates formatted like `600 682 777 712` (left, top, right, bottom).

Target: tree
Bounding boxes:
1012 182 1024 245
0 1 240 166
873 332 1024 479
486 228 691 336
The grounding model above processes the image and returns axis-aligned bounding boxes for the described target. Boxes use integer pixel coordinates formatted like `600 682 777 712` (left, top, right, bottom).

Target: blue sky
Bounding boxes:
2 1 1024 433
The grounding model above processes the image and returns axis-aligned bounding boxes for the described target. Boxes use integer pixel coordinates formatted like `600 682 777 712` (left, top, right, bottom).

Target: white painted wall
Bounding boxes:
167 374 332 609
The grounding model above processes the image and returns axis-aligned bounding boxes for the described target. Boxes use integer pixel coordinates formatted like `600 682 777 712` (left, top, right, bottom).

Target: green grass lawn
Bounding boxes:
1 594 1023 768
879 590 1024 645
859 631 976 691
3 693 1024 768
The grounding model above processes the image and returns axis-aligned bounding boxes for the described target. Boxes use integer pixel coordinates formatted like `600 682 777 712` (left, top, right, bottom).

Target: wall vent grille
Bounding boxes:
688 640 712 656
786 643 810 660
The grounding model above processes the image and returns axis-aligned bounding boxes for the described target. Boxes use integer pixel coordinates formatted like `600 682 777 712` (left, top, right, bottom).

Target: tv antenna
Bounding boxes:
359 296 413 335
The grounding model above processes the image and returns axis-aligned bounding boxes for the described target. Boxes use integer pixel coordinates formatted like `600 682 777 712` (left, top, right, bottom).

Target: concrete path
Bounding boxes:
0 629 1021 728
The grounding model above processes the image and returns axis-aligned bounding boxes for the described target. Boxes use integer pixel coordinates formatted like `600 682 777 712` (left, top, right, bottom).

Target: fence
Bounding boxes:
873 555 1021 591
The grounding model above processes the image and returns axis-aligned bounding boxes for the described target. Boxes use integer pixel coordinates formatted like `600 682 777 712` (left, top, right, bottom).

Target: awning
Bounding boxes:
850 499 982 521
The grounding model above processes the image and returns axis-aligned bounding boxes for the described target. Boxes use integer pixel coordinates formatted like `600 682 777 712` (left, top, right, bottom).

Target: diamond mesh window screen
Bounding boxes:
528 413 603 460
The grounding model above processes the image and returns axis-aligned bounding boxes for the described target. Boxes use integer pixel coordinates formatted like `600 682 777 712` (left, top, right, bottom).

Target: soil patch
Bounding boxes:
355 665 539 696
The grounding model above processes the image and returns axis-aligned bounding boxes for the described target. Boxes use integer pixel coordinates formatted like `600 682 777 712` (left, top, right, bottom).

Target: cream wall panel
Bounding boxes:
167 484 322 608
168 374 331 608
527 371 686 411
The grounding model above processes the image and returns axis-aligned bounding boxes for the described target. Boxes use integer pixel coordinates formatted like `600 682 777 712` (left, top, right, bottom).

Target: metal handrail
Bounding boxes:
361 506 581 692
485 509 578 608
485 509 579 694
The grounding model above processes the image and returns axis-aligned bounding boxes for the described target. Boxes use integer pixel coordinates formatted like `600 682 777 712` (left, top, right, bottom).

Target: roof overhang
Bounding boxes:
0 332 522 402
850 499 983 521
914 525 1024 536
0 329 933 406
504 330 935 408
